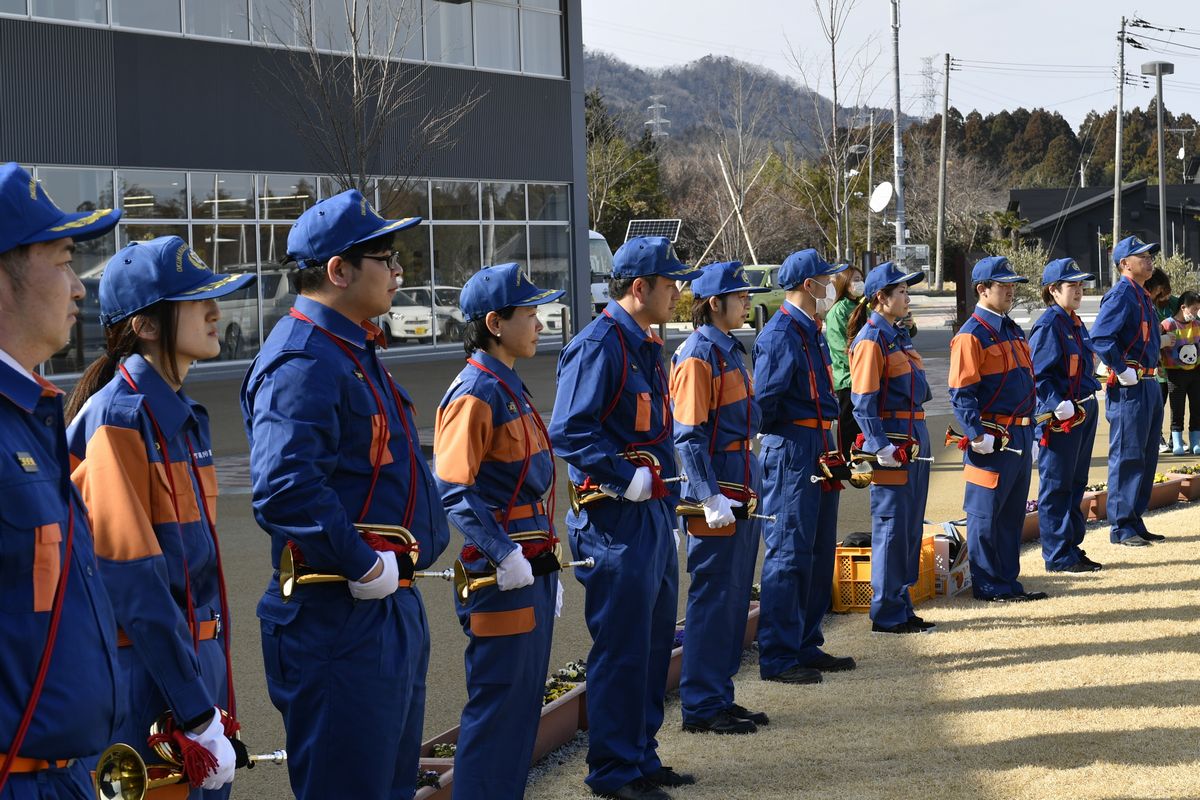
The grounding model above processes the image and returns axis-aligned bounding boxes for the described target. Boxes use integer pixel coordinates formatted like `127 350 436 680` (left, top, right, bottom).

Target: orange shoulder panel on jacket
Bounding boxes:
670 356 714 427
434 394 494 485
73 425 163 561
714 366 750 409
849 339 884 395
487 411 550 464
949 333 983 389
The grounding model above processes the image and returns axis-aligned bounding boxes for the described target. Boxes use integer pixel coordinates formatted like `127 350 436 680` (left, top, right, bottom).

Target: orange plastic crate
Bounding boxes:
831 535 936 613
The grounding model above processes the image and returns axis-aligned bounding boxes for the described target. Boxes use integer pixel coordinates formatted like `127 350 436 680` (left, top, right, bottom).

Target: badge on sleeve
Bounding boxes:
15 452 38 473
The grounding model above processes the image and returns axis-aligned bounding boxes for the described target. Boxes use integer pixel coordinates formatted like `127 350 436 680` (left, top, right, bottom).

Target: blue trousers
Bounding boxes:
1105 380 1164 542
567 498 677 793
869 422 931 627
1038 399 1098 568
679 453 761 725
452 573 557 800
963 426 1034 599
259 586 429 800
1 763 92 800
757 429 840 678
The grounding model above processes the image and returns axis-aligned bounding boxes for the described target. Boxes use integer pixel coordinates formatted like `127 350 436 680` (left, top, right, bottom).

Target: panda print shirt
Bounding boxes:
1162 315 1200 370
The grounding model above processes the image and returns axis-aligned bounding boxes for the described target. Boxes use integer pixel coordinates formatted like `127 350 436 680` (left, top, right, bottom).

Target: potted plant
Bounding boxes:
1148 472 1187 510
1083 482 1108 521
532 677 586 763
1167 463 1200 501
1020 499 1040 542
414 764 453 800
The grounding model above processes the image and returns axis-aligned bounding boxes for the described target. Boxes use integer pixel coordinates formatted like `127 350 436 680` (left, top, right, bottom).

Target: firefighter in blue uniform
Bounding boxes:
670 261 769 735
241 190 449 800
0 162 122 799
753 249 857 682
1090 236 1166 547
948 256 1047 602
549 236 702 800
1029 258 1103 572
433 263 564 800
848 261 936 634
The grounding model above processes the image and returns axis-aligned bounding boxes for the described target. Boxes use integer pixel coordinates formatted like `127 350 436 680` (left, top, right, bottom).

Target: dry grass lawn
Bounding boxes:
525 502 1200 800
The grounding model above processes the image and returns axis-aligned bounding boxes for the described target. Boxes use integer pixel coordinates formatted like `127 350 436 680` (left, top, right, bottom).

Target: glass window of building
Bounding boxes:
424 0 472 67
521 0 559 9
431 180 479 221
121 224 190 249
252 0 305 46
111 0 180 32
191 172 254 220
258 224 298 339
211 275 260 360
195 223 259 360
382 224 433 348
49 268 106 375
379 178 428 219
0 1 27 14
119 170 187 219
365 0 422 59
474 2 518 72
36 166 114 218
527 183 568 221
528 222 569 291
520 8 562 76
482 182 524 221
32 0 105 23
185 0 249 40
313 0 352 52
483 223 526 267
431 224 481 290
258 174 316 220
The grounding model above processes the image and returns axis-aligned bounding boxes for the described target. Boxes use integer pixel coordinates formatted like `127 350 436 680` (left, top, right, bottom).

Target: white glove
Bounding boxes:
701 493 741 528
876 444 902 468
1161 332 1177 349
495 547 535 591
623 466 654 502
184 709 237 790
1116 366 1139 386
970 433 996 455
348 552 399 600
555 580 564 618
1053 400 1075 421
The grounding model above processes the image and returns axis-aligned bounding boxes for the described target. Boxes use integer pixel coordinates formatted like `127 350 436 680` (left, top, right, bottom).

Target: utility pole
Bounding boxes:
1143 60 1175 254
866 110 875 263
891 0 907 247
1112 16 1126 283
934 53 950 291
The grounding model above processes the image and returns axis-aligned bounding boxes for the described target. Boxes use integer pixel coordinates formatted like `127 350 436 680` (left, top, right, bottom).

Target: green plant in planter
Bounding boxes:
750 583 761 601
430 743 456 758
543 677 577 704
417 770 441 789
1086 482 1107 492
554 660 587 682
1174 463 1200 475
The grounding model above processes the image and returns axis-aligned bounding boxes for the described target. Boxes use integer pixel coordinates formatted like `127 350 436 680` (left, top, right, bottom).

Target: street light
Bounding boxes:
1142 60 1175 253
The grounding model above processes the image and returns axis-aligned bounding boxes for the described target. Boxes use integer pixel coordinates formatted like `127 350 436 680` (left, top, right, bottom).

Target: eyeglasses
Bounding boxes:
361 252 403 270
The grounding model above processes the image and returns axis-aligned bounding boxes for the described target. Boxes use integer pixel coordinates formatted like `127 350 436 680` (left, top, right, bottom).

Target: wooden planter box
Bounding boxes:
418 726 460 769
1168 473 1200 501
1148 477 1187 510
743 601 760 648
414 762 453 800
1020 510 1039 543
1084 490 1108 521
530 682 587 764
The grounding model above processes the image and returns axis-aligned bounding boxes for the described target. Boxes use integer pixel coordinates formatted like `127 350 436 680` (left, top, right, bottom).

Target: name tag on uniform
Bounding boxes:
14 452 38 473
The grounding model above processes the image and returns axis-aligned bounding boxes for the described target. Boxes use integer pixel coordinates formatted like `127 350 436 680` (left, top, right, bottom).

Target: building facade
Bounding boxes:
0 0 588 376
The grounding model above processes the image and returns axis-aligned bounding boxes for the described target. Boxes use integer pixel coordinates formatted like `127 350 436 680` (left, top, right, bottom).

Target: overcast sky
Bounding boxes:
579 0 1200 130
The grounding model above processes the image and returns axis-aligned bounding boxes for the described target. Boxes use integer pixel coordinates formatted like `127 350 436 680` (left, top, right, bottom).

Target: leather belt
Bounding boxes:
118 619 220 648
493 501 546 522
792 419 834 430
982 413 1032 427
723 439 752 451
0 754 75 773
881 410 925 420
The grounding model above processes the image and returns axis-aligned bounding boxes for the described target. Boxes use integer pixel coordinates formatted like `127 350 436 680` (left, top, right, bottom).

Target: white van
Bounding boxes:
589 230 613 314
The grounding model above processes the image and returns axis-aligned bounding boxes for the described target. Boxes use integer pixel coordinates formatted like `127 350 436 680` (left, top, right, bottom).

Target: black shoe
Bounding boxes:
728 702 769 726
872 620 926 633
1016 591 1049 601
1118 536 1152 547
976 593 1020 603
682 709 757 735
593 778 671 800
644 767 695 787
803 652 857 672
1055 558 1102 573
907 615 937 631
762 665 823 684
1140 531 1166 541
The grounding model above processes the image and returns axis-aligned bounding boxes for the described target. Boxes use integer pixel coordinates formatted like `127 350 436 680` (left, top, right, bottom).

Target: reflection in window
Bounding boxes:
431 181 479 221
482 182 525 221
32 0 105 23
521 9 562 76
122 224 189 248
366 0 423 59
194 224 256 273
253 0 305 46
51 273 105 375
212 277 261 360
258 175 316 220
474 2 518 71
432 224 481 290
313 0 351 52
36 167 114 217
191 172 254 219
254 268 295 341
258 223 292 270
528 223 570 292
483 224 526 267
425 0 472 66
119 170 187 219
380 179 429 219
186 0 249 40
111 0 180 32
527 183 569 221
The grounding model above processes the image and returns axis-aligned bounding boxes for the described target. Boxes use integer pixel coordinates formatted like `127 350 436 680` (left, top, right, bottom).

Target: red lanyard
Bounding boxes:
866 317 920 440
597 310 672 451
780 306 833 450
1054 309 1087 401
970 312 1035 415
119 364 236 717
705 347 753 493
1120 277 1153 363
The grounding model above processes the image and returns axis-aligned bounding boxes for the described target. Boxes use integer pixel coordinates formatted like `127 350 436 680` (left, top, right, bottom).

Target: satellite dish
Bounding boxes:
869 182 894 213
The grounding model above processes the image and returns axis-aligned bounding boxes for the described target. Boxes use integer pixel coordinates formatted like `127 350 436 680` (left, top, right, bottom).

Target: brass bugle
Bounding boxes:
674 500 775 523
943 424 1023 456
279 545 452 602
453 557 595 604
850 450 935 464
95 743 288 800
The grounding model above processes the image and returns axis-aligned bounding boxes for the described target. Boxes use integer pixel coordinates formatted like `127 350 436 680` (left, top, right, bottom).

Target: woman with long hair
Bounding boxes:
847 262 935 634
433 263 564 799
66 236 254 796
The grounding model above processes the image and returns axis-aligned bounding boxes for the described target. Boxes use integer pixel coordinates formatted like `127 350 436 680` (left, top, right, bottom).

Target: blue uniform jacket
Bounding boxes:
434 351 554 567
669 325 760 502
241 296 449 615
67 353 225 725
753 301 838 439
949 305 1037 441
0 359 120 760
549 301 679 498
1090 276 1161 373
849 311 930 454
1029 304 1101 415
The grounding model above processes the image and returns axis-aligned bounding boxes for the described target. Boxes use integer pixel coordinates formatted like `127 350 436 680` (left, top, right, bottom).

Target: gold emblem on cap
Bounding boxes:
28 176 37 200
175 243 188 272
47 208 113 232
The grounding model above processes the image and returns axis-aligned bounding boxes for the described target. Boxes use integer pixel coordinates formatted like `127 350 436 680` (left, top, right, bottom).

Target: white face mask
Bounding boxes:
1185 313 1196 323
849 280 866 298
808 278 837 314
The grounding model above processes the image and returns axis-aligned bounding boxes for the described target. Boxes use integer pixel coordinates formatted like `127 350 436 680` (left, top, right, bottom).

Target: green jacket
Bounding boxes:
826 297 856 391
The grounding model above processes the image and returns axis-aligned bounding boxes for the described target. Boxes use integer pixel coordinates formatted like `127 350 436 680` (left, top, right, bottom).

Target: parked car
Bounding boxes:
742 264 785 321
386 285 465 344
536 300 569 336
589 230 613 314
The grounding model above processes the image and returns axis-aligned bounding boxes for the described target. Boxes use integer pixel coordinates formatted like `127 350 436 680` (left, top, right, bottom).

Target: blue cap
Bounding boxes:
1112 235 1159 265
777 249 845 289
0 162 121 254
1041 258 1095 285
459 263 565 321
99 236 256 325
971 256 1027 284
287 189 421 267
611 236 702 280
689 261 769 300
863 261 924 299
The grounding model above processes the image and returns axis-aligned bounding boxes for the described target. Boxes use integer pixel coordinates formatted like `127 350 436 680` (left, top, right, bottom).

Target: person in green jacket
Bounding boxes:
1145 268 1177 453
826 265 864 457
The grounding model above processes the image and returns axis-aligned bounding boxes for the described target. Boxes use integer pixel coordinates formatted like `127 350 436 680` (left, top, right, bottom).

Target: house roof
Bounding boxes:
1013 180 1147 235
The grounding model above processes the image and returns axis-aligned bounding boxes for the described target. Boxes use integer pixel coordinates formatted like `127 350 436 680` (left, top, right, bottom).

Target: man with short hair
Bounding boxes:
550 236 702 800
949 256 1047 602
1091 236 1166 547
242 189 449 800
0 162 123 797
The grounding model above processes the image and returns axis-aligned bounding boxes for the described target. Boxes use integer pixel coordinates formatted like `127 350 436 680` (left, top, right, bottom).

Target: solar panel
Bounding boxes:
625 219 682 243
